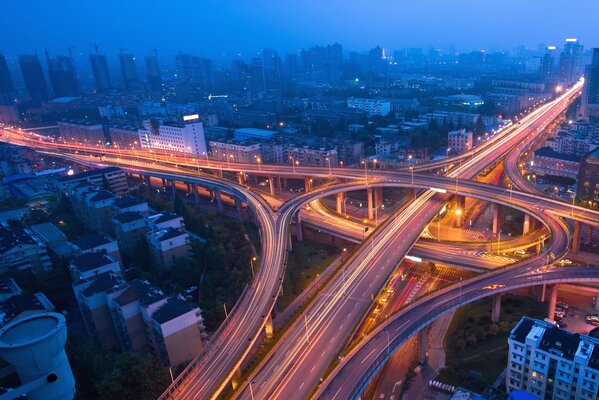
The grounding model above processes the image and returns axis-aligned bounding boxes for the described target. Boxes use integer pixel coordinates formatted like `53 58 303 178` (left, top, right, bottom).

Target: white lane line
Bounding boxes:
361 348 377 364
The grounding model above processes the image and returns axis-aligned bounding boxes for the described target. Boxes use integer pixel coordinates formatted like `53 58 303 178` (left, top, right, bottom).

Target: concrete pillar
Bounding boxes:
215 189 223 212
238 172 246 186
418 329 428 364
336 192 345 214
456 195 465 228
278 176 283 190
215 169 223 178
523 214 532 235
296 214 303 241
269 177 275 196
230 368 242 390
539 284 547 303
572 221 582 255
192 184 199 205
588 227 594 244
170 180 176 197
374 187 383 208
492 293 502 323
186 183 192 193
492 204 501 235
235 199 242 219
536 242 542 254
144 175 152 189
305 178 312 193
547 284 558 319
456 195 466 211
161 178 167 188
367 188 374 220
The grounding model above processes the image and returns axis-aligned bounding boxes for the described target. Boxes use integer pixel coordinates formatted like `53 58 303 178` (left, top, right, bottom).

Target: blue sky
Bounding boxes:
2 0 598 58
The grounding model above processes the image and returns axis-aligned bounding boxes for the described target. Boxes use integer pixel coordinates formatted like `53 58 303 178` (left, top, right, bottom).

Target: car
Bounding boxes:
557 301 569 310
559 259 572 265
514 249 526 255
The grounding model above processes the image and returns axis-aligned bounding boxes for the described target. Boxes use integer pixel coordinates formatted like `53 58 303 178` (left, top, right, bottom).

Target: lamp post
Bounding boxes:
203 151 210 167
374 204 385 225
250 256 257 278
256 157 262 172
361 160 369 182
326 157 332 176
290 156 296 173
497 230 502 254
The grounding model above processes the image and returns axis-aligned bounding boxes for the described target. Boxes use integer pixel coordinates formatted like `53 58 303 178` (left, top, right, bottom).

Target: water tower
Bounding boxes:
0 312 75 400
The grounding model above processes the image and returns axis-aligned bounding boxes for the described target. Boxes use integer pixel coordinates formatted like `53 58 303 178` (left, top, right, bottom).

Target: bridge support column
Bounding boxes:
170 180 176 198
538 284 547 302
572 221 582 255
547 284 558 319
367 188 374 220
523 214 532 235
215 169 223 178
374 187 383 208
418 329 428 364
230 368 242 390
588 226 594 243
295 214 303 241
265 313 274 339
192 184 199 205
269 177 275 196
238 172 246 186
336 192 345 214
305 178 312 193
455 196 465 228
492 293 502 323
144 175 152 189
215 190 223 212
492 204 501 235
161 178 167 188
235 199 242 219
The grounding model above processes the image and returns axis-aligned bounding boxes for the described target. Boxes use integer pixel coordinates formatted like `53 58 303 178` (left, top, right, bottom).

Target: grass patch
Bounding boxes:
278 238 340 310
437 293 546 393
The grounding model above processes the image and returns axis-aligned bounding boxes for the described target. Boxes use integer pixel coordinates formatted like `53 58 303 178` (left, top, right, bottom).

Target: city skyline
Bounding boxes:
1 0 599 58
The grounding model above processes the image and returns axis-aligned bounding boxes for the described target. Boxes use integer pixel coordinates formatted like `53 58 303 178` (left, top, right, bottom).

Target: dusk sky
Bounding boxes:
2 0 599 59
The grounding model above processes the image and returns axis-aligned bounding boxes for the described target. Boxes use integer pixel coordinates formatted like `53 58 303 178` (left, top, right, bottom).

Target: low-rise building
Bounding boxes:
68 185 118 234
59 167 128 195
507 317 599 400
233 128 275 141
448 129 474 154
58 120 107 146
209 140 262 164
147 212 185 231
347 97 391 116
112 211 148 257
71 233 121 262
148 228 190 269
0 278 22 303
0 223 52 273
113 196 150 216
69 252 122 282
531 147 580 180
0 292 54 327
28 222 74 259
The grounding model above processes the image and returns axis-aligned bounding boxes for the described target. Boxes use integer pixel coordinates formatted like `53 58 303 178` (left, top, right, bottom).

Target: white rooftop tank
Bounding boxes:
0 312 75 400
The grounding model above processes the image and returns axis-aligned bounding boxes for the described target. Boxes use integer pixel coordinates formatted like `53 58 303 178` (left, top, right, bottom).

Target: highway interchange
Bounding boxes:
1 79 598 400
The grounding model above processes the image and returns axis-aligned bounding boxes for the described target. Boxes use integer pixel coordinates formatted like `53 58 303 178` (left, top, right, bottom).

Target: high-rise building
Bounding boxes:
144 54 162 92
175 53 214 86
539 46 557 80
138 114 207 155
118 52 138 88
47 54 78 97
507 317 599 400
18 54 48 104
0 54 15 104
579 48 599 120
559 38 584 83
577 148 599 207
89 53 112 92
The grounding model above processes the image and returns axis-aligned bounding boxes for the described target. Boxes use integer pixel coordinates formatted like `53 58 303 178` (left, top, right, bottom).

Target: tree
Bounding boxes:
474 115 486 136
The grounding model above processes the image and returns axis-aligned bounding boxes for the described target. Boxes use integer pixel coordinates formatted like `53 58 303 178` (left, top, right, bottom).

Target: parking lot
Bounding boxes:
554 286 599 335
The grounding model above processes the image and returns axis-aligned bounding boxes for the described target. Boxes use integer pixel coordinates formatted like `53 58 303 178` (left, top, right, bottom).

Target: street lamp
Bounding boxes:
497 230 502 254
227 154 233 169
374 204 385 225
250 256 257 278
361 160 369 182
256 157 262 172
325 157 332 176
289 156 296 173
202 151 210 167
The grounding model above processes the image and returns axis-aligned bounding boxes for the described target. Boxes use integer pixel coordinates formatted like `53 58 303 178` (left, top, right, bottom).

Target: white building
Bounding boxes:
347 98 391 116
507 317 599 400
233 128 275 141
448 129 474 154
209 140 262 164
138 114 207 156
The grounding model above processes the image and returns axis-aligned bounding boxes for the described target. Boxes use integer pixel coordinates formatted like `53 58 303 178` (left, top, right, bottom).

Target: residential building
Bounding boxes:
19 54 48 104
107 125 140 149
68 185 118 234
89 53 112 92
145 296 206 366
580 48 599 120
28 222 73 259
71 233 121 262
421 111 480 127
287 145 338 167
434 94 484 110
559 38 584 83
113 196 149 216
118 52 138 88
507 317 599 400
448 129 474 154
0 292 54 327
145 55 162 92
112 211 148 256
47 54 78 97
138 115 207 156
148 228 190 269
577 148 599 207
347 97 391 116
60 167 128 195
69 252 122 282
531 147 581 180
209 140 262 163
147 212 185 231
57 120 107 147
0 278 21 303
0 54 15 105
0 223 52 273
73 272 125 350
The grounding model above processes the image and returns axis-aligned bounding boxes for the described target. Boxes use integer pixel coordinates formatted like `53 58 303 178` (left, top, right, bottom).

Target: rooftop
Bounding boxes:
113 196 146 209
113 211 145 224
79 273 124 297
0 224 35 254
59 167 123 182
534 146 581 162
149 212 180 225
112 279 165 307
71 252 115 272
151 297 196 324
72 233 115 250
0 293 54 325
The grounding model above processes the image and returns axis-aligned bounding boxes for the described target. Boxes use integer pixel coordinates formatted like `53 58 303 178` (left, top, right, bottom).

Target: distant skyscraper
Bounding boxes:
47 54 78 98
119 52 138 88
539 46 557 80
175 53 214 86
89 53 112 92
559 38 584 83
0 54 15 104
579 48 599 120
144 55 162 92
18 54 48 104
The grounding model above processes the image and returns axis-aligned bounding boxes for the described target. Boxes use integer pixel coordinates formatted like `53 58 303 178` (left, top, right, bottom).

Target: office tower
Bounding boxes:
559 38 584 83
89 53 112 92
0 54 15 104
144 54 162 92
18 54 48 104
539 46 557 80
118 52 138 88
285 53 299 79
507 317 599 399
47 54 78 97
579 48 599 120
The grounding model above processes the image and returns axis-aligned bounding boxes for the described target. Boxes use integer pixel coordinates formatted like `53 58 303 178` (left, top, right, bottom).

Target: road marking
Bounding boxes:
300 382 304 389
311 365 316 373
361 348 377 364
